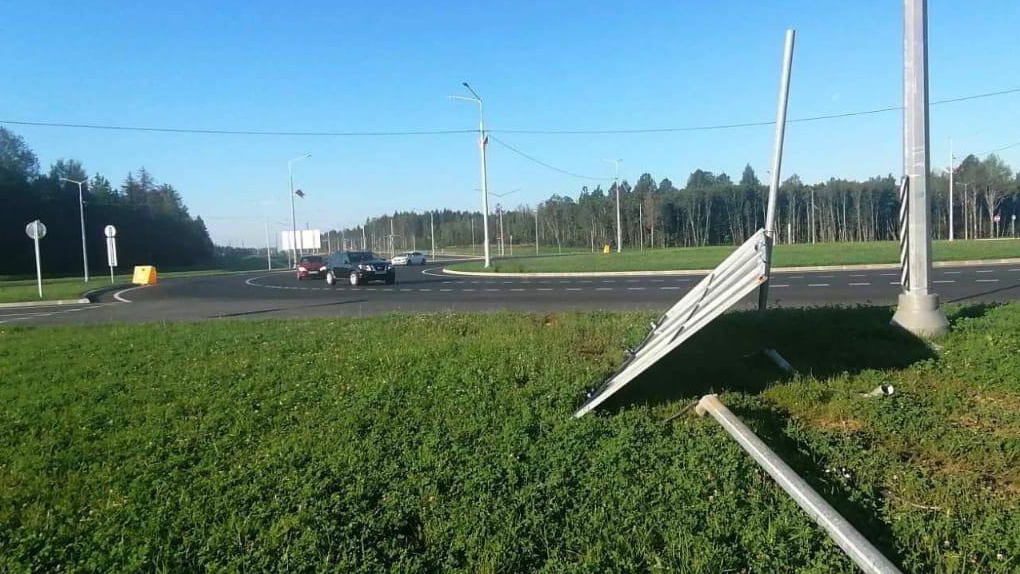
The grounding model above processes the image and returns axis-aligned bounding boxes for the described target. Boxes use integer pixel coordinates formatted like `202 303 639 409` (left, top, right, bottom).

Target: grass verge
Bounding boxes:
0 254 287 304
447 238 1020 274
1 304 1018 572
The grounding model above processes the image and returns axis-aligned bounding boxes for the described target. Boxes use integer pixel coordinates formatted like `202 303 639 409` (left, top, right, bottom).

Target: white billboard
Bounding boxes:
281 229 322 251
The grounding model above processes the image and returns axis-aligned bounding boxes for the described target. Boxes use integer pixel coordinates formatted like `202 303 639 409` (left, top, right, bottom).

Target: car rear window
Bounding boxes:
300 256 323 264
347 252 376 263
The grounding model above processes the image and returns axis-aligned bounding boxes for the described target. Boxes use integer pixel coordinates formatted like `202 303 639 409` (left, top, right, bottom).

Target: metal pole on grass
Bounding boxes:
695 395 903 574
758 29 795 311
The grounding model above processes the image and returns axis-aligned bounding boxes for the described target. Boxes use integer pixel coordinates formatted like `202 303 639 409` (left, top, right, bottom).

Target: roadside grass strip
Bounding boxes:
1 304 1018 571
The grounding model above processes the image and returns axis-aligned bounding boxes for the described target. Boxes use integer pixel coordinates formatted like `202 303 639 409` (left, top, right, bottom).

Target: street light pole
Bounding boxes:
450 83 491 268
287 153 311 266
60 178 89 283
604 159 623 252
535 205 539 255
498 204 505 256
891 0 948 337
948 138 955 241
430 211 436 258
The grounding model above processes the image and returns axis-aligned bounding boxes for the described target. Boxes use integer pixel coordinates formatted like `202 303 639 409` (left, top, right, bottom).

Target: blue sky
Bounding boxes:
4 1 1018 246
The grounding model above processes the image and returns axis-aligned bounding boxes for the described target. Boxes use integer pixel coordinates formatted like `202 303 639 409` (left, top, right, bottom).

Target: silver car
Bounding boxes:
391 251 427 265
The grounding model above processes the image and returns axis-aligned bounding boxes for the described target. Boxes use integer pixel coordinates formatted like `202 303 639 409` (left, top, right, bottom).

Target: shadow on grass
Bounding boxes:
597 305 936 413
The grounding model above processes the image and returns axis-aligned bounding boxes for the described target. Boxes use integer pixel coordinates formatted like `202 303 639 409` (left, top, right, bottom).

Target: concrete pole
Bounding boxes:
264 215 272 270
948 138 954 241
891 0 948 337
615 163 622 252
499 205 505 256
639 202 644 251
535 207 539 255
430 212 436 258
479 118 492 267
758 29 796 311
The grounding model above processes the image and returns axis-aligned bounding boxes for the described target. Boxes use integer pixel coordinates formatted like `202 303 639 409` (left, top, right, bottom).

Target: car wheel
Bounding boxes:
349 271 360 286
325 271 334 286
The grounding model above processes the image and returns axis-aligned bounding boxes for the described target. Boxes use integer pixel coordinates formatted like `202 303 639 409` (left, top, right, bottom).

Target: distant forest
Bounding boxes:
338 157 1020 255
0 128 213 276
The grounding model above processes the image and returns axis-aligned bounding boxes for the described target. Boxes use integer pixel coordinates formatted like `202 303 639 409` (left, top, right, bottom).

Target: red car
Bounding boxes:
296 255 327 280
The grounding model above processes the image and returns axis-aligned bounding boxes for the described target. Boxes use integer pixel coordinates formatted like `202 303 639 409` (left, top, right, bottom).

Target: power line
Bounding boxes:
0 86 1017 138
488 136 610 181
0 120 475 137
973 140 1020 157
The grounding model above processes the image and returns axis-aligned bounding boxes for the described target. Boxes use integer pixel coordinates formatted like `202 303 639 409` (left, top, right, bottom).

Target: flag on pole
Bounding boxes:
294 189 305 198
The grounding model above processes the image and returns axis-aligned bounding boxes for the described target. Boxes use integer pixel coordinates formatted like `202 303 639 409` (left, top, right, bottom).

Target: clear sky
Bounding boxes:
4 1 1018 246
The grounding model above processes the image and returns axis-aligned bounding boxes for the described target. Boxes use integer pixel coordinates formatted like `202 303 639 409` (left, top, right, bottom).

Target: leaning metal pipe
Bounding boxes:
695 395 903 574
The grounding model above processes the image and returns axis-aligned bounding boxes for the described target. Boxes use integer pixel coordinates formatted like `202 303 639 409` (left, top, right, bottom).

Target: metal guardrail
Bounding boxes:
695 395 903 574
573 229 769 418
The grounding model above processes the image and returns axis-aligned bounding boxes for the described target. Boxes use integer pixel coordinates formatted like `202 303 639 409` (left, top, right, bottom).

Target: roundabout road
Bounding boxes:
5 260 1020 326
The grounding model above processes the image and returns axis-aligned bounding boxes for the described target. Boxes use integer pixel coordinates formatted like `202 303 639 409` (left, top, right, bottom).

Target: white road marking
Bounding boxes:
771 284 789 288
566 288 581 291
817 275 834 278
889 281 901 285
440 288 452 292
627 287 646 291
660 286 680 290
485 288 500 292
510 288 524 292
849 282 871 286
596 287 613 291
113 285 149 302
849 274 867 278
462 288 475 292
944 271 961 275
976 279 999 283
537 288 553 291
933 280 955 284
976 270 994 274
880 273 897 277
808 283 829 287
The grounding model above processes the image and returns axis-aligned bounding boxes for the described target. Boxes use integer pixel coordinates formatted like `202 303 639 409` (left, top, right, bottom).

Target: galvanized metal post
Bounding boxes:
758 29 795 311
891 0 948 337
695 395 903 574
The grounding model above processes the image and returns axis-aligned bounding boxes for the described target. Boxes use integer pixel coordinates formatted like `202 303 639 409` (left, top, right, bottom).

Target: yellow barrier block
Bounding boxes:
602 244 611 254
132 265 158 285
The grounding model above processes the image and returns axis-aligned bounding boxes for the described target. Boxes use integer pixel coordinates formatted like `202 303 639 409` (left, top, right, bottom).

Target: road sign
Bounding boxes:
105 225 118 282
993 214 1001 223
574 229 769 417
25 219 46 298
25 220 47 240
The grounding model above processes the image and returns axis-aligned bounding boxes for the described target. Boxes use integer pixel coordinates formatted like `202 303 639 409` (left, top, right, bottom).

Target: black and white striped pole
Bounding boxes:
891 0 948 337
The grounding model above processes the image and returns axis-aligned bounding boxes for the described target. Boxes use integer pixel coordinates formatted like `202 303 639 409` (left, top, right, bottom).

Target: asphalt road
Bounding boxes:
3 261 1019 326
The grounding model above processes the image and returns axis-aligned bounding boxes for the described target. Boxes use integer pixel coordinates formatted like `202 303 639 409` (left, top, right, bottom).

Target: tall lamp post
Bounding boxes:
60 177 89 282
450 82 491 267
489 188 519 258
288 153 311 266
603 158 623 252
891 0 948 337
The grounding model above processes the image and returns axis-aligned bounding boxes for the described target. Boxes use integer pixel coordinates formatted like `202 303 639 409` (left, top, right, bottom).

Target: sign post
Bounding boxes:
25 220 47 298
104 225 118 283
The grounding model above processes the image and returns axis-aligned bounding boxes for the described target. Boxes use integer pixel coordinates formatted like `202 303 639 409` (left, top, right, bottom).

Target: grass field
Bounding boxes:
447 238 1020 274
2 304 1018 572
0 253 289 304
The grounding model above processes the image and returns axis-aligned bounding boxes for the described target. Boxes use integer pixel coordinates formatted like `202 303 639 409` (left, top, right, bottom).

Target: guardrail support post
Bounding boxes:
695 395 902 574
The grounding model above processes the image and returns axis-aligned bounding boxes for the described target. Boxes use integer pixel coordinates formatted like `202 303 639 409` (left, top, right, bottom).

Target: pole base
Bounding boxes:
891 292 949 338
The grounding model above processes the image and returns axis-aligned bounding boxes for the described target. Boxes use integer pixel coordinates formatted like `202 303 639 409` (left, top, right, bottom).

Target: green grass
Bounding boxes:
447 238 1020 274
0 254 288 303
2 304 1019 572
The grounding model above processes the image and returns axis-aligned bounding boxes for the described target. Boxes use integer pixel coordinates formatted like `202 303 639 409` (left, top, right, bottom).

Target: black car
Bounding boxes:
324 250 395 286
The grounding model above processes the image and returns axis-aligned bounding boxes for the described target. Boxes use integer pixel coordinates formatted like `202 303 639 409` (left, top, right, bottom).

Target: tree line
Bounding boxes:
0 128 214 276
338 157 1020 254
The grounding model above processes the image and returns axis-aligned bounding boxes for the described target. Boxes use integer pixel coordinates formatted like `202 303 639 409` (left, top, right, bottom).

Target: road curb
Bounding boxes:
82 284 135 302
0 298 91 309
442 257 1020 278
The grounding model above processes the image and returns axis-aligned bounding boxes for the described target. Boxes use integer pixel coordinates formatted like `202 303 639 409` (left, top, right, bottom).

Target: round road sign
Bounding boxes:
25 220 47 240
104 225 117 238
